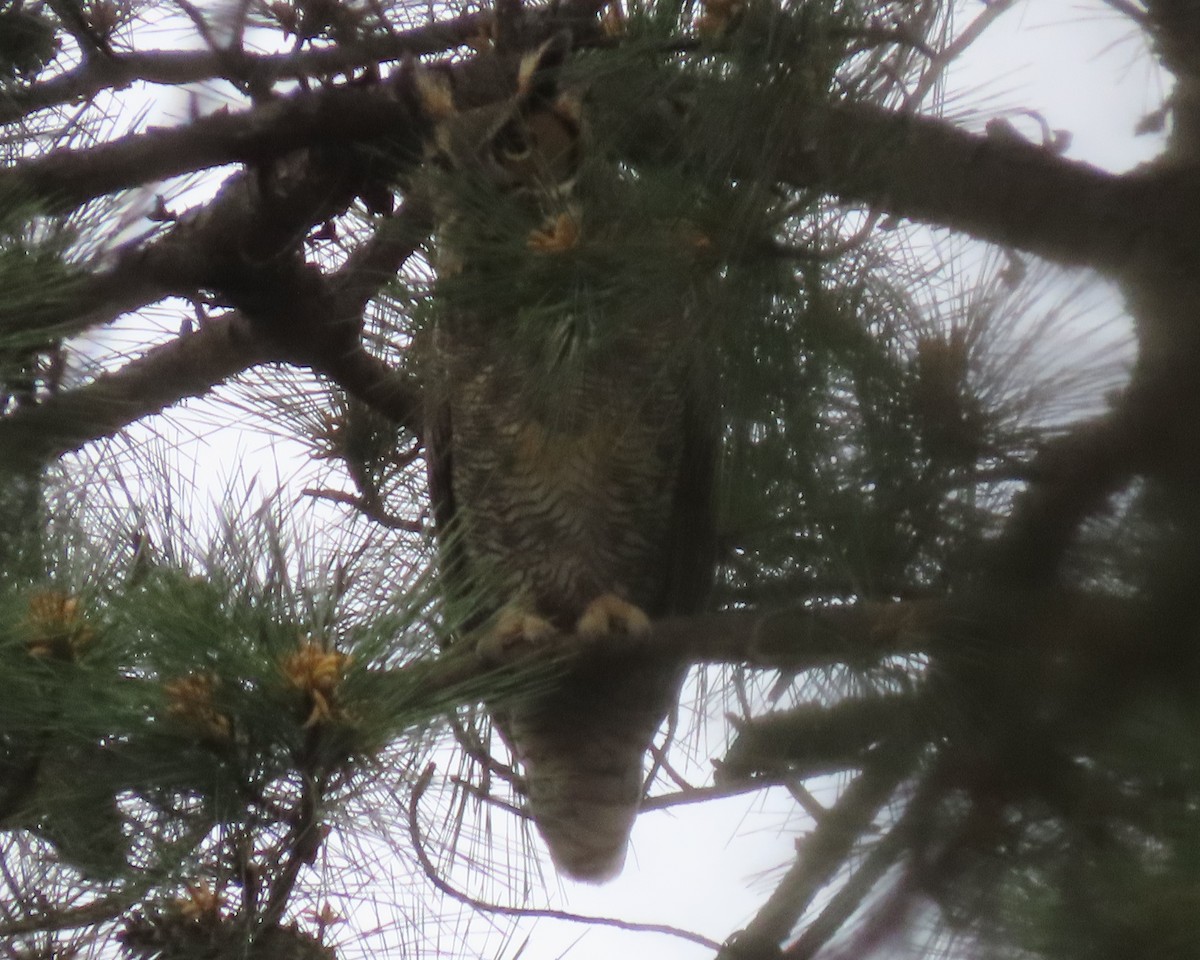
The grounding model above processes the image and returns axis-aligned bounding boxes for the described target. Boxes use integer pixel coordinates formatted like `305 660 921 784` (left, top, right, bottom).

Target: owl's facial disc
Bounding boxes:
491 106 581 192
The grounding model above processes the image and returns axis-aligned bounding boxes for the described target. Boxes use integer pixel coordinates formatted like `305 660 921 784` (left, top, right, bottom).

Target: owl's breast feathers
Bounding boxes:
429 321 714 881
447 341 693 628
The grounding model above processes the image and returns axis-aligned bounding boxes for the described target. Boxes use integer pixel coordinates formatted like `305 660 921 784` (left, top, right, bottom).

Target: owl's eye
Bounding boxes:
493 122 533 163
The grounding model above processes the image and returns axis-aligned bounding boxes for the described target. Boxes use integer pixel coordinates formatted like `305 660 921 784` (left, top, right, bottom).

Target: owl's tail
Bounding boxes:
497 661 684 882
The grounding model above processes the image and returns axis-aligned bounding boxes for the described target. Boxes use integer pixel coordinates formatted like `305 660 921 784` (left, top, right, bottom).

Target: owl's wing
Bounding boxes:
424 384 461 615
657 358 720 619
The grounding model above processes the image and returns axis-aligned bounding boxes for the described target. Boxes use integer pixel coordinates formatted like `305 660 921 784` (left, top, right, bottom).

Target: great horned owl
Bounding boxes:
420 38 716 882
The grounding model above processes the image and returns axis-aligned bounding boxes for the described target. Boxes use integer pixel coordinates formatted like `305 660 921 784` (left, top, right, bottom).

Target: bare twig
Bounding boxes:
408 763 720 950
904 0 1018 110
448 776 527 818
785 783 827 824
645 740 693 793
640 777 789 812
448 714 521 784
407 764 723 950
301 488 426 532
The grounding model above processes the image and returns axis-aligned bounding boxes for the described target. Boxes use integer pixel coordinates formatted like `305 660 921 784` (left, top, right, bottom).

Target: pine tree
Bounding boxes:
0 1 1193 958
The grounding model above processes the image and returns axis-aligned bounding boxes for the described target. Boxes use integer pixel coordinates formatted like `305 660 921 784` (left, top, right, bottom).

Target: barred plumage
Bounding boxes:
422 39 715 881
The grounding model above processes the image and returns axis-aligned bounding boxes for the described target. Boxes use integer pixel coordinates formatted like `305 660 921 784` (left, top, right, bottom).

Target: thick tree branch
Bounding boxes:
783 814 911 960
0 311 274 469
0 196 429 469
231 197 431 434
1145 0 1200 156
0 0 612 125
716 742 917 960
989 411 1145 589
13 22 1185 313
760 101 1200 434
30 27 1163 290
1 82 425 210
718 696 918 784
403 592 1152 712
311 345 423 437
608 82 1192 284
990 380 1200 591
766 103 1166 274
331 194 434 309
3 0 613 209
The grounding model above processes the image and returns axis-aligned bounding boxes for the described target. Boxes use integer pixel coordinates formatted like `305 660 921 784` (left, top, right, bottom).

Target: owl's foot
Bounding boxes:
477 607 557 663
576 593 651 638
527 211 580 253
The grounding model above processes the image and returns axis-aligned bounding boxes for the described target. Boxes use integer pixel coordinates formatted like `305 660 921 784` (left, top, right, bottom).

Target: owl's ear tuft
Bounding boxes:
516 32 571 102
413 61 458 121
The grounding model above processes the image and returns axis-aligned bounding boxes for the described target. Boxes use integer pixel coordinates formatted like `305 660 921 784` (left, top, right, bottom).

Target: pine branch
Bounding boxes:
0 893 132 936
601 73 1188 281
0 199 429 468
0 0 626 126
0 310 273 469
0 26 459 124
1 82 424 211
260 771 325 930
401 592 1153 710
717 696 918 784
716 741 918 960
766 104 1162 274
782 802 913 960
990 411 1146 589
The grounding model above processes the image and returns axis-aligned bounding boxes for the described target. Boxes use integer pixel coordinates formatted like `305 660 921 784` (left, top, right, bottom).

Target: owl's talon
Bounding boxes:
527 211 580 253
576 593 651 638
478 608 557 663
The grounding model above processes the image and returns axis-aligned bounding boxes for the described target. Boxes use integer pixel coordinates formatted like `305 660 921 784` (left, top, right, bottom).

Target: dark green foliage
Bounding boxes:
0 4 58 82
